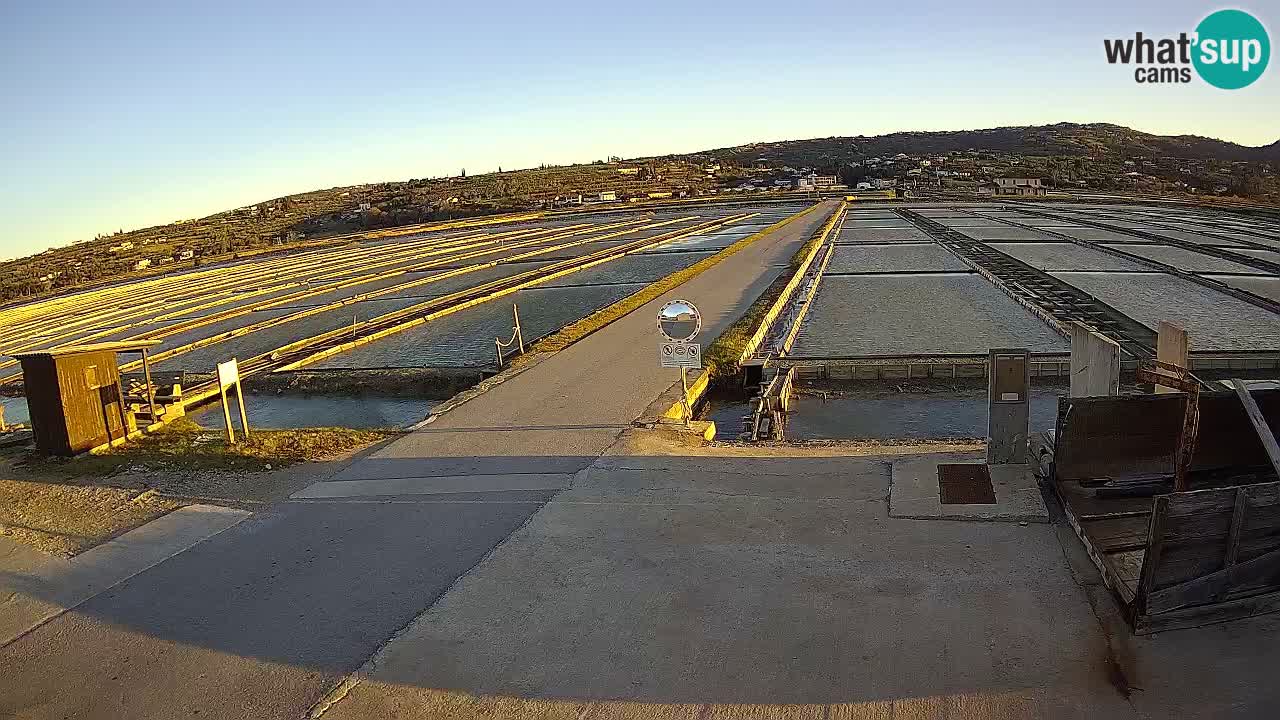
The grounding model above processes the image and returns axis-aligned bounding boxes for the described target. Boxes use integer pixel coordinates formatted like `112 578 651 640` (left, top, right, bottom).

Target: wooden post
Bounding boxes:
216 359 242 444
1137 496 1170 612
1175 387 1200 492
221 385 236 444
1070 322 1120 397
1156 321 1190 395
1136 359 1201 491
234 379 250 438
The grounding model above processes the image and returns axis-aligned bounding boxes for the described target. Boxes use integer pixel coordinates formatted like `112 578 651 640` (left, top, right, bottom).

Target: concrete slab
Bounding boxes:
316 452 1131 719
0 504 250 647
292 472 574 498
0 497 546 720
889 454 1049 522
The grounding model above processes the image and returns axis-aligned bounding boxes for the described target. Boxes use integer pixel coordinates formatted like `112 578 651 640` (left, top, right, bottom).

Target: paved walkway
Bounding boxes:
0 201 838 720
317 200 837 489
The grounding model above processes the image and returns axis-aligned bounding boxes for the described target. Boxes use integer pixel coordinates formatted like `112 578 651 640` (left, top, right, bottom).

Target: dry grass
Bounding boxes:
0 419 395 556
0 479 179 556
55 418 393 477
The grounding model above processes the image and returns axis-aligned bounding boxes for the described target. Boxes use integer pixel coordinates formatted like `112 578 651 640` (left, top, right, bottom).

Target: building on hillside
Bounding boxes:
794 174 816 191
598 190 617 202
993 177 1047 196
814 175 838 188
133 258 151 270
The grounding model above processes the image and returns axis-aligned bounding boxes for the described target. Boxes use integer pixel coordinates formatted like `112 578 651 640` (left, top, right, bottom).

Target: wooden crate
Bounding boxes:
1052 390 1280 633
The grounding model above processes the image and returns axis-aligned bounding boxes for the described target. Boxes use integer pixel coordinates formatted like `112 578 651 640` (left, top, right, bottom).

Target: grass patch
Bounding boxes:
529 203 825 358
53 419 395 477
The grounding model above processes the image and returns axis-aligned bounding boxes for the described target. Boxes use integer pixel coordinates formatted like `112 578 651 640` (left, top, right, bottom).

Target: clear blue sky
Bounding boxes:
2 0 1276 258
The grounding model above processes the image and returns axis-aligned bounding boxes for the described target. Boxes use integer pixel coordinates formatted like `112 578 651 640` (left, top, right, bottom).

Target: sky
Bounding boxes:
2 0 1277 258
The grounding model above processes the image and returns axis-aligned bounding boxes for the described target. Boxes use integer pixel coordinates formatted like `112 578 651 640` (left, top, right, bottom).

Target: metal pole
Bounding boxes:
513 304 524 354
141 348 157 425
496 339 503 368
680 367 690 427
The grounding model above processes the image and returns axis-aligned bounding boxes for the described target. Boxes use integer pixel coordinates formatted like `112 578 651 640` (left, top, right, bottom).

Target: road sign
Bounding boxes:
659 340 702 369
657 299 701 342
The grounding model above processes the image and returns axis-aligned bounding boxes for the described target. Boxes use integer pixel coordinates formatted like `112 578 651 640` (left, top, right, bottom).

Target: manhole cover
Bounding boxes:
938 464 996 505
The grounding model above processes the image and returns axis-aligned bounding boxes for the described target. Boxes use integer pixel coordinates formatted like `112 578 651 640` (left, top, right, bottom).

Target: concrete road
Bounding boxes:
0 202 838 720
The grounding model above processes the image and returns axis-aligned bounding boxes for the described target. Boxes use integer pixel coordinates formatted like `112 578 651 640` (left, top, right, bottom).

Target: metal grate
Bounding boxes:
895 208 1158 360
938 463 997 504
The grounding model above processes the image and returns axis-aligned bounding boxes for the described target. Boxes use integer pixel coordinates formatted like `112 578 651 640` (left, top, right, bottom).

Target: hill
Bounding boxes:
685 123 1280 167
3 122 1277 305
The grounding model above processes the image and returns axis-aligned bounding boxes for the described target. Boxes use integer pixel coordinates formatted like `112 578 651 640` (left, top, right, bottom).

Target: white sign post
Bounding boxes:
216 358 250 444
657 300 702 424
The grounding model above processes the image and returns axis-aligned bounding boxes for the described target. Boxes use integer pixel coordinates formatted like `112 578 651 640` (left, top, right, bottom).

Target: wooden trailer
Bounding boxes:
1050 388 1280 633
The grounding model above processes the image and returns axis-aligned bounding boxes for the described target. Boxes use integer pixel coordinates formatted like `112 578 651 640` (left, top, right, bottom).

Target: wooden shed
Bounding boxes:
10 340 161 456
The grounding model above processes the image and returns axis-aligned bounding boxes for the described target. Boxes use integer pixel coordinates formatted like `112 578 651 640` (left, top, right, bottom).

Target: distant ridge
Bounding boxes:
684 122 1280 166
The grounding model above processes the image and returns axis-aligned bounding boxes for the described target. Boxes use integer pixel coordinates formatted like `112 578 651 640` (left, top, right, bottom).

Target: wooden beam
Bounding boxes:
1146 546 1280 615
1231 378 1280 480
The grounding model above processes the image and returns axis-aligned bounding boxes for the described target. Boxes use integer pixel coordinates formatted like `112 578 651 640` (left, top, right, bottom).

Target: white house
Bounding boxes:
993 178 1046 196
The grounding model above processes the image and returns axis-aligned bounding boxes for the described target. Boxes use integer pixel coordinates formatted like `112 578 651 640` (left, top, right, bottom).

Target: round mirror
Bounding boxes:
657 299 701 342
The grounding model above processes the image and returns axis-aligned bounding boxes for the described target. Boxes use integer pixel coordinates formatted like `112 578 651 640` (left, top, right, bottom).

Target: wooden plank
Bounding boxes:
1145 546 1280 614
1156 321 1189 395
1225 487 1249 568
1136 587 1280 634
1231 378 1280 480
1052 477 1139 610
1174 386 1200 492
1081 515 1151 552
